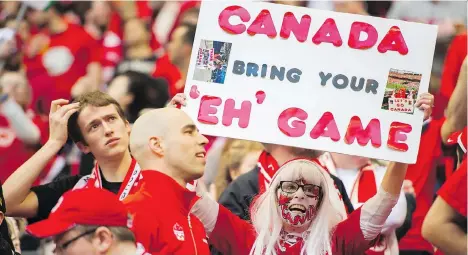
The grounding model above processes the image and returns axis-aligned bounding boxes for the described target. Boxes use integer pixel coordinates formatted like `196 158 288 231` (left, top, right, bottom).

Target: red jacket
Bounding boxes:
399 119 443 253
124 171 210 255
210 205 373 255
433 33 467 119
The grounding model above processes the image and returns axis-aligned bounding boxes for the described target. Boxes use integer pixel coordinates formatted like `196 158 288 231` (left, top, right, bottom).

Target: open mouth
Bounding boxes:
288 204 306 213
105 138 120 145
195 152 206 158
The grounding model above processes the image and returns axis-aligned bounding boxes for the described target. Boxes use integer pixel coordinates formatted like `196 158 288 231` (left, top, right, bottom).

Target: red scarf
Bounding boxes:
257 151 279 193
86 158 142 201
349 165 378 205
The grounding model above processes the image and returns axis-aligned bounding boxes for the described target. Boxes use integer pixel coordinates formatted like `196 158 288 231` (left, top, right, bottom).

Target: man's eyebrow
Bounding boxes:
86 119 100 129
182 124 197 131
85 114 117 129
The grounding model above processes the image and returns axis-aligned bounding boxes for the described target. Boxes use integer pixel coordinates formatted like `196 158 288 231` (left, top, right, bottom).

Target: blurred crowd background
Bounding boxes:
0 1 466 254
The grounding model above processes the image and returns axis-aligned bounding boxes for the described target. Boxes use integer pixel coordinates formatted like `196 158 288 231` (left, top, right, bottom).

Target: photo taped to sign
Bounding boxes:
381 68 422 115
193 39 233 84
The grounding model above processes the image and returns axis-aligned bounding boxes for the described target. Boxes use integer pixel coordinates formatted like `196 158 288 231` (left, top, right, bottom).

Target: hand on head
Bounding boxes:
48 99 80 145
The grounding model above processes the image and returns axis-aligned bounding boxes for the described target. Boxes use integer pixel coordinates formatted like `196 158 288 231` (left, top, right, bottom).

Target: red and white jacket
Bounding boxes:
124 171 210 255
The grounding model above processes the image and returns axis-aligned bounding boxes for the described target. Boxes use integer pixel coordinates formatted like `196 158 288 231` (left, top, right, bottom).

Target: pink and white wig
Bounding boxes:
249 159 347 255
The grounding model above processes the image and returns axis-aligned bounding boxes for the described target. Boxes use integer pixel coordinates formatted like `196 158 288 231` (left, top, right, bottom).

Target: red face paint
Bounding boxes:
281 204 317 226
278 193 292 206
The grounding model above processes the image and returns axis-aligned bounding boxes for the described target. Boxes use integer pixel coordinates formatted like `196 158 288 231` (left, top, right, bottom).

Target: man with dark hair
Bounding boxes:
156 23 197 96
26 188 145 255
3 91 182 222
108 71 170 123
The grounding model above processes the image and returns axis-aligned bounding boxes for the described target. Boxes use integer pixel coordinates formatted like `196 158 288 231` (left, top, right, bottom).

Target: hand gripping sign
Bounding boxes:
183 1 437 163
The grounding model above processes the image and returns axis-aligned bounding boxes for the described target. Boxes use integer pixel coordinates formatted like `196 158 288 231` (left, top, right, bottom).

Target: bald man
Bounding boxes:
123 108 210 254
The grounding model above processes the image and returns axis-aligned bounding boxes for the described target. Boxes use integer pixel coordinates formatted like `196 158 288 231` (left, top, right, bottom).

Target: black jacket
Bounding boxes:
218 166 355 221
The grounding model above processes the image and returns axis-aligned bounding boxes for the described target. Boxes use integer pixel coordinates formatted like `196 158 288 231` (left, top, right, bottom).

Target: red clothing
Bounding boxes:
434 33 467 119
152 54 182 97
124 171 210 255
210 206 372 255
99 29 124 83
0 110 49 184
438 159 467 217
399 120 444 253
23 23 101 111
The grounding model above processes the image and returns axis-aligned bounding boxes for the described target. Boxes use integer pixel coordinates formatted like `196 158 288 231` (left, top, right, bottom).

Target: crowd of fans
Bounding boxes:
0 1 466 255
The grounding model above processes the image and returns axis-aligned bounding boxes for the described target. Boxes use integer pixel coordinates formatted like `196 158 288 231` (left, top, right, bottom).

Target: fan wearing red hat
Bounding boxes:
26 188 147 255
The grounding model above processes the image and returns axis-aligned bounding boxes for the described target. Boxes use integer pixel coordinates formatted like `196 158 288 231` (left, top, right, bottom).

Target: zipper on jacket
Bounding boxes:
188 214 198 255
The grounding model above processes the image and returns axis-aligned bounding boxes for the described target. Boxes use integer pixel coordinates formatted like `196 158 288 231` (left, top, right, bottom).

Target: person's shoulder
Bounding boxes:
219 166 259 202
233 167 259 186
47 174 83 189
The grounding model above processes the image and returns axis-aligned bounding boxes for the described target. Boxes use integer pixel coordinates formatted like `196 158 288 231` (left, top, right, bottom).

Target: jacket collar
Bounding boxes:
140 171 197 213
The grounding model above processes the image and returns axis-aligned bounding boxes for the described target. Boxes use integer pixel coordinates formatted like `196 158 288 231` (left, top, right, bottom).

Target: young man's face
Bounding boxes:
77 105 131 159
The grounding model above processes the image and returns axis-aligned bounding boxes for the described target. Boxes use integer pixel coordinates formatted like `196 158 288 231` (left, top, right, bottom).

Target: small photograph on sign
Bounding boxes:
381 68 421 114
193 39 232 84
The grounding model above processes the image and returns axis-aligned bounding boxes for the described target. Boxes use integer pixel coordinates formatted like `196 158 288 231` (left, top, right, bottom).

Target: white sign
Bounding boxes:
184 1 437 163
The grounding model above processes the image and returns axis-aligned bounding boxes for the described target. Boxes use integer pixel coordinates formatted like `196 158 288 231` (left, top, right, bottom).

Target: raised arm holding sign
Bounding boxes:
183 1 437 164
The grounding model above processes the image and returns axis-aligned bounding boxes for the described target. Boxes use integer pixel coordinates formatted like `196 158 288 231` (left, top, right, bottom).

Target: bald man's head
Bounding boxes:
130 108 178 156
130 108 209 181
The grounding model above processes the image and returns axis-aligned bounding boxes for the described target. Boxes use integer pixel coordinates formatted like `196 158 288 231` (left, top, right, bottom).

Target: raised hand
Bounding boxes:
167 93 187 109
415 92 434 121
48 99 80 145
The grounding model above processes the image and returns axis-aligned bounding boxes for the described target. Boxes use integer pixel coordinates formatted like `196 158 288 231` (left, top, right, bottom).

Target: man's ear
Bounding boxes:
0 212 4 225
125 120 131 135
149 137 164 156
92 227 113 253
76 142 91 154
